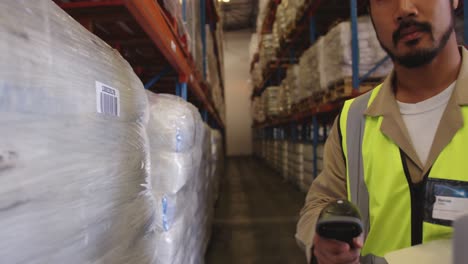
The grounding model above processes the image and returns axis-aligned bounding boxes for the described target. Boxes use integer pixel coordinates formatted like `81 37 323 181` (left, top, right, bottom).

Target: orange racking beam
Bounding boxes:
124 0 223 128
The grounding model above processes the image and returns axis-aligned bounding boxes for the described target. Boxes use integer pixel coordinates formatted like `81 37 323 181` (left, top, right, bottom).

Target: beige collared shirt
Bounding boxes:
296 47 468 263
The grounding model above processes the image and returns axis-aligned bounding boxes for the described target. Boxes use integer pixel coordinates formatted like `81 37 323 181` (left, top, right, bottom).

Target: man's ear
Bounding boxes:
453 0 459 10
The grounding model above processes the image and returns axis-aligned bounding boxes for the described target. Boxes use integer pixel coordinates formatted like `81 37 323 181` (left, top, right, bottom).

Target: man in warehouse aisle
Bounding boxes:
296 0 468 263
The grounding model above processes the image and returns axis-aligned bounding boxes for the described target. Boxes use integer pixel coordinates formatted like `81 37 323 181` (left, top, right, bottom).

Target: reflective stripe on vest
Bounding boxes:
340 84 459 260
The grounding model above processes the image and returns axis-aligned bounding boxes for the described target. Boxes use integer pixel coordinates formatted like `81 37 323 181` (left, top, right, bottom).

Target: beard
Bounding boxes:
373 13 455 68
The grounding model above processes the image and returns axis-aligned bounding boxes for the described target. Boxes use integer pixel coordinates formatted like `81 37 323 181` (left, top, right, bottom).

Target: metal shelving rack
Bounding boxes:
55 0 225 130
252 0 468 182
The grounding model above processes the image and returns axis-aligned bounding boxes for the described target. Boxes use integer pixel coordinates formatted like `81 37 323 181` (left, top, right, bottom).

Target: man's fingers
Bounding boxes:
352 234 364 249
315 247 360 264
316 236 350 254
314 233 363 264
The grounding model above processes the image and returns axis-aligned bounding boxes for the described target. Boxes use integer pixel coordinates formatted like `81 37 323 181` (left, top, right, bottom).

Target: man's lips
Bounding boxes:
398 26 424 42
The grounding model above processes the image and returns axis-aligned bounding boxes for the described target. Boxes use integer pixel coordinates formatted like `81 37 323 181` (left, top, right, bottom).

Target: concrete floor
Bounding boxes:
205 157 307 264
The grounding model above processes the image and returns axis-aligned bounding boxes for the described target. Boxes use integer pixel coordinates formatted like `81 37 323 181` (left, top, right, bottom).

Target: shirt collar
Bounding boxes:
365 46 468 117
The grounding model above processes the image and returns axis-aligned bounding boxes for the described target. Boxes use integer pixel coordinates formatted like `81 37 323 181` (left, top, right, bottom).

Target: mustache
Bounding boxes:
392 20 432 46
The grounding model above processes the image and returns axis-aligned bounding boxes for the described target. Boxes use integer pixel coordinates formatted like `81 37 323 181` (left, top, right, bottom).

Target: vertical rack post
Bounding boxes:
464 0 468 45
182 0 187 22
176 82 181 96
202 109 208 122
312 116 319 178
181 82 188 100
309 16 316 44
350 0 360 90
201 0 207 79
176 76 188 101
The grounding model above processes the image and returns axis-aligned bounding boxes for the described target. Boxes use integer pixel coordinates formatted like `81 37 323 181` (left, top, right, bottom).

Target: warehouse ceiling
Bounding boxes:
219 0 258 31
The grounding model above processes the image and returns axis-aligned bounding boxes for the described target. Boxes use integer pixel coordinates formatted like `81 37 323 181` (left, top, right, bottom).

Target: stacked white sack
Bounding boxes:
288 143 304 186
278 81 292 115
249 33 259 62
146 93 206 264
256 0 271 34
210 129 224 202
198 124 214 261
299 38 325 95
0 1 153 263
263 86 281 117
252 96 266 123
285 65 302 104
321 16 393 90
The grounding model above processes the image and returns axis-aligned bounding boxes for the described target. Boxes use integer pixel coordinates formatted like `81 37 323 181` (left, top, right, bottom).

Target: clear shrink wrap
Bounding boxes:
0 1 153 263
147 92 207 264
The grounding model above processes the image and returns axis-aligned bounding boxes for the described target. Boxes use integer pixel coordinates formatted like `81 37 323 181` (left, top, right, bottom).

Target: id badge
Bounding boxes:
424 178 468 226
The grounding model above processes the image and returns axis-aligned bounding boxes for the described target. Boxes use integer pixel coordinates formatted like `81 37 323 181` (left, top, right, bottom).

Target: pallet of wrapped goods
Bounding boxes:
185 0 203 74
303 160 314 191
261 31 280 70
321 16 392 93
279 80 293 115
286 65 302 105
162 0 190 53
147 93 215 264
252 96 266 123
262 139 268 159
280 140 289 180
298 38 324 101
264 86 281 117
0 1 155 263
210 129 224 202
302 143 325 190
287 143 304 185
206 24 220 93
302 143 313 189
199 124 215 257
256 0 271 34
273 140 281 172
273 142 279 170
288 158 304 186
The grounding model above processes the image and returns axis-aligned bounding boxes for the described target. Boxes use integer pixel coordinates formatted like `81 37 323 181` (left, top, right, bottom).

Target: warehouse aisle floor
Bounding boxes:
206 157 307 264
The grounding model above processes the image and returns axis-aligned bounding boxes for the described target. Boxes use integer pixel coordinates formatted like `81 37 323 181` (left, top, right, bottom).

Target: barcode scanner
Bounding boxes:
316 200 363 248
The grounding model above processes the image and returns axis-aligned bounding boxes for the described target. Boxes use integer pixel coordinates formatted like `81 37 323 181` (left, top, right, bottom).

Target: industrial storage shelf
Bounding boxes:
55 0 224 129
252 0 468 181
252 88 368 129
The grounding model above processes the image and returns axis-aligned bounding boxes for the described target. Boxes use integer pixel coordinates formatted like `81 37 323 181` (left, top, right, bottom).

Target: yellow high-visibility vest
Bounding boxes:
339 85 462 259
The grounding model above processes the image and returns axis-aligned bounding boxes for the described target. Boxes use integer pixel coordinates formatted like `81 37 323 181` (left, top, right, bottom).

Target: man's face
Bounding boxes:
369 0 457 68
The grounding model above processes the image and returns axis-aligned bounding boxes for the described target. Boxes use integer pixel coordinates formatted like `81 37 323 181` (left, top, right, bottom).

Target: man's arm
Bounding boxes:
295 117 348 263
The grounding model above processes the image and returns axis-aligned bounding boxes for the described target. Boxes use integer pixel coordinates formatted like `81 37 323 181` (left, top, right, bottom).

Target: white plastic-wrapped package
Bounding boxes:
147 93 218 264
321 16 393 89
210 129 224 202
147 92 204 264
288 143 304 185
252 96 266 123
280 141 289 179
0 1 154 263
299 38 325 95
249 33 259 62
256 0 271 34
185 0 203 74
263 86 281 117
279 80 292 115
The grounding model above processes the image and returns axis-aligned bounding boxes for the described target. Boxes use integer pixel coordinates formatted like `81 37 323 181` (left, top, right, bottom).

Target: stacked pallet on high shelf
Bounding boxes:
279 140 289 180
288 142 303 187
162 0 203 74
251 2 396 192
294 16 392 108
206 24 226 124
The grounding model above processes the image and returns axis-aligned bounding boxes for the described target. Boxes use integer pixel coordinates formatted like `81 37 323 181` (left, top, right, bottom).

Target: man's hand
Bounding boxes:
313 233 364 264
